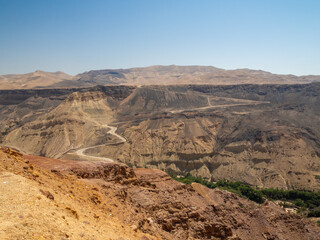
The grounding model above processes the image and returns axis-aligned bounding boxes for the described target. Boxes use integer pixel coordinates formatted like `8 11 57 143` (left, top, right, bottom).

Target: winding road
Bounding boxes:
76 96 270 162
169 96 270 114
3 95 269 162
74 125 126 162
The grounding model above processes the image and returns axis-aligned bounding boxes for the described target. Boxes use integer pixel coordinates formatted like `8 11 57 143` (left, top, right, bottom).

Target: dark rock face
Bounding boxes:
0 88 75 105
0 85 135 105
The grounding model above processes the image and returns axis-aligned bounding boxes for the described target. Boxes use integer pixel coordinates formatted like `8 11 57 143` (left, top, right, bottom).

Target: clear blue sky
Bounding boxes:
0 0 319 76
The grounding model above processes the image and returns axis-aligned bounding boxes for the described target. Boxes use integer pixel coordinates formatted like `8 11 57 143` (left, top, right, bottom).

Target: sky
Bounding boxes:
0 0 319 76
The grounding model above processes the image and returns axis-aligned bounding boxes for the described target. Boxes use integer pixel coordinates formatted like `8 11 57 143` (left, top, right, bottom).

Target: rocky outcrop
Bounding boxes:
22 153 320 240
0 147 153 240
224 141 251 154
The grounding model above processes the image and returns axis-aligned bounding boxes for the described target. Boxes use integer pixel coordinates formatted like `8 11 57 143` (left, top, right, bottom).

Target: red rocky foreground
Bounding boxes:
1 147 319 240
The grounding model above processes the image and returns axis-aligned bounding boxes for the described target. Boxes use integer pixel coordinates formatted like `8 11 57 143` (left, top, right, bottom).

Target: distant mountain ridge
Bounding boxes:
1 65 320 89
75 65 320 86
0 70 73 89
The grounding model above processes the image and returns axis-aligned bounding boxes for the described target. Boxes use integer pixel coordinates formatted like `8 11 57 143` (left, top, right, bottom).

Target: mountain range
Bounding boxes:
1 65 320 89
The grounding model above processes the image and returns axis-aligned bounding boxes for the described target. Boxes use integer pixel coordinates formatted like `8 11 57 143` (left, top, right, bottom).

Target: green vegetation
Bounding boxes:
171 173 320 217
308 209 320 218
172 173 264 203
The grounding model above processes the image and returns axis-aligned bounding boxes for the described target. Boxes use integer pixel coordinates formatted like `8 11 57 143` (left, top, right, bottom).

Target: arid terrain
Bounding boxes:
1 65 320 238
0 74 319 191
1 65 320 90
2 0 320 238
0 70 74 90
1 147 319 240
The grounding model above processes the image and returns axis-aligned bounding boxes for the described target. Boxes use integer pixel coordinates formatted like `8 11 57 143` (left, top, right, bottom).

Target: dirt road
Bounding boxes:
74 125 126 162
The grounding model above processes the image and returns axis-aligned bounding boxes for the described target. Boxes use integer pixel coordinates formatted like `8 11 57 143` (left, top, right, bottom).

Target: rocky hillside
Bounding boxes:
1 83 320 190
118 86 209 116
1 147 319 240
3 91 115 158
0 70 74 89
83 84 320 190
0 147 152 240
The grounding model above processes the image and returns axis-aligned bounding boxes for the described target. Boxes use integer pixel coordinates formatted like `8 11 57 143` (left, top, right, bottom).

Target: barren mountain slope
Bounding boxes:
83 84 320 190
1 147 319 240
3 91 115 158
0 147 154 240
1 83 320 190
0 70 74 89
118 86 209 116
2 86 212 160
73 65 320 86
0 96 64 141
90 110 320 190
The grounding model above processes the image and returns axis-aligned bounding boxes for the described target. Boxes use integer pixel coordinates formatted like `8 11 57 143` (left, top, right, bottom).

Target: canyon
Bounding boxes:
1 65 320 239
1 80 319 191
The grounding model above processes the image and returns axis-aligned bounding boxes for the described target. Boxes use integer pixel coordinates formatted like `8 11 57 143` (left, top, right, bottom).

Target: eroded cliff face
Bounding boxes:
3 91 115 158
87 112 221 168
1 147 318 240
89 111 320 190
212 129 320 190
1 84 320 190
118 86 209 115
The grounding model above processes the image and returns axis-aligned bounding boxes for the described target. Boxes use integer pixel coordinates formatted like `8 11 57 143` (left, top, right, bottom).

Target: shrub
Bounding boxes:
170 173 320 212
307 209 320 217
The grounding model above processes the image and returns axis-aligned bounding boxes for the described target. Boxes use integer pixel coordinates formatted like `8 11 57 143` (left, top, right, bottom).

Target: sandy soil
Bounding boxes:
0 148 154 240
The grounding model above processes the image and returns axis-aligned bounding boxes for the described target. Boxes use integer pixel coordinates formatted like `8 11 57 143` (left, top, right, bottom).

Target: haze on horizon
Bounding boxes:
0 0 319 76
